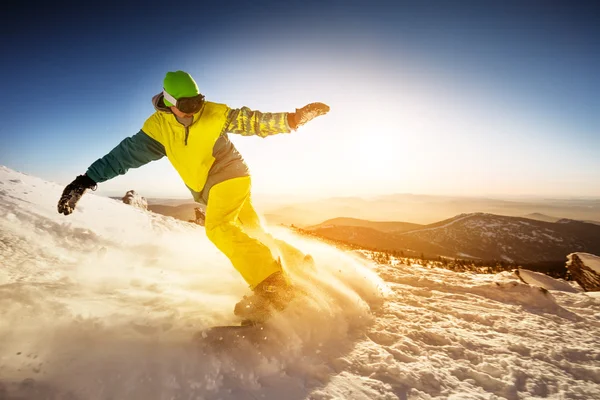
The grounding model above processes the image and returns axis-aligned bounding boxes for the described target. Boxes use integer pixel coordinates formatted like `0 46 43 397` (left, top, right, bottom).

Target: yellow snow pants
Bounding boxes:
205 176 282 289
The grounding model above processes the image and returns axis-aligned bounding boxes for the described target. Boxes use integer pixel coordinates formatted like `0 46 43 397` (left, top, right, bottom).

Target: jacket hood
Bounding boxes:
152 93 171 113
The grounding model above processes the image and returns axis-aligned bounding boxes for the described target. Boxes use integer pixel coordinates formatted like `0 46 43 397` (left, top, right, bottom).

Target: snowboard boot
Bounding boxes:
234 270 296 323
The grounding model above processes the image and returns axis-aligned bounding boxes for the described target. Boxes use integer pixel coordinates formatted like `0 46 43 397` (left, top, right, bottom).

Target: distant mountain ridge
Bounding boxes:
307 217 423 233
524 212 600 226
523 213 561 223
262 194 600 226
148 203 198 222
144 194 600 227
306 213 600 263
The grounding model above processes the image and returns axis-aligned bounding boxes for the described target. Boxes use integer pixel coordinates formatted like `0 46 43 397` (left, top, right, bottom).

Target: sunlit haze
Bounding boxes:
1 1 598 199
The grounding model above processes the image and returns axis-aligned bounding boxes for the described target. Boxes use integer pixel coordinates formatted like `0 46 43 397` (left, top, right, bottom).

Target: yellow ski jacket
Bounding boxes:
86 93 292 203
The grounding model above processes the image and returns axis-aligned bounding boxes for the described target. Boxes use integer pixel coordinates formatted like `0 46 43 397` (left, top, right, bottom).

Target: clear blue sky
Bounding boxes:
1 0 598 198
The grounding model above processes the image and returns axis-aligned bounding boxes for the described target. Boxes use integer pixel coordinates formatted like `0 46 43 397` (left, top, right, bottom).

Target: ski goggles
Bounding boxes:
162 89 205 114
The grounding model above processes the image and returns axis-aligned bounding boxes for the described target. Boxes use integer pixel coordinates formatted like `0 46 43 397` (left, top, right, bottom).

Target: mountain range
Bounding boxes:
305 213 600 263
144 197 600 264
262 194 600 226
146 194 600 227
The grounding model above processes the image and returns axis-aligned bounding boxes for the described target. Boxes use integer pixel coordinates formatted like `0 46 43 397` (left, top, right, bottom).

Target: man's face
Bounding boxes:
170 106 194 118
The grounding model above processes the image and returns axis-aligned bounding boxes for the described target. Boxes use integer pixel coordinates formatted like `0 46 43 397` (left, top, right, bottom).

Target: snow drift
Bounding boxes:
0 166 384 399
515 268 580 293
1 165 600 400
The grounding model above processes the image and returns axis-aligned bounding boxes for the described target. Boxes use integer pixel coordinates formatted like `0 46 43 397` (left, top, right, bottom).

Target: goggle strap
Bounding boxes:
162 89 179 107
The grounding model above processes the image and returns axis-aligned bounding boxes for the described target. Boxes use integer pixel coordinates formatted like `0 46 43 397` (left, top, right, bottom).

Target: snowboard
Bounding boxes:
195 252 316 346
194 321 275 347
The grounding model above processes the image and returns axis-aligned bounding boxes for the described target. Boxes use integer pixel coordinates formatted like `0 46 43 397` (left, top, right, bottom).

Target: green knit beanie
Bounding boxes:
163 71 200 106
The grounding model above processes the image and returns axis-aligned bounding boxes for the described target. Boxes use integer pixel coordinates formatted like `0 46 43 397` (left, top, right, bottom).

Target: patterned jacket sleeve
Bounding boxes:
224 107 292 137
86 130 166 183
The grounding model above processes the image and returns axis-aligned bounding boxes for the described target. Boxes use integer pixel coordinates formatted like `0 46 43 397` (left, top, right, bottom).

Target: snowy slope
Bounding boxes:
1 166 600 399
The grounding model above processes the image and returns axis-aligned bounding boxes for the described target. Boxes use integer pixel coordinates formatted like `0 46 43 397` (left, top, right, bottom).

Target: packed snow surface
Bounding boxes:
1 166 600 399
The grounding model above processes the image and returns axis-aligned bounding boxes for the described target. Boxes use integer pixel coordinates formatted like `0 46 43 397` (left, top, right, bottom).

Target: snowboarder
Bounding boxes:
57 70 329 321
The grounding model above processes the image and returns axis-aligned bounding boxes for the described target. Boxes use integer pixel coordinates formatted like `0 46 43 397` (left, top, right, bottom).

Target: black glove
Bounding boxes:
57 174 97 215
289 102 330 129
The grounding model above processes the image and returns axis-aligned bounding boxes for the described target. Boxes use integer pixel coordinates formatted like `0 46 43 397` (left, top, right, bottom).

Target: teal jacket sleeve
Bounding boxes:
86 130 166 183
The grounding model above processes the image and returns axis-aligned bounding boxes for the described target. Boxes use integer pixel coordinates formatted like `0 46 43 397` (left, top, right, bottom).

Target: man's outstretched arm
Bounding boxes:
225 103 330 137
86 130 166 183
58 131 166 215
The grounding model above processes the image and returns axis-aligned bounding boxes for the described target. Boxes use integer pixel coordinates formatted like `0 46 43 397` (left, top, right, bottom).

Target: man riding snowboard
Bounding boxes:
57 70 330 322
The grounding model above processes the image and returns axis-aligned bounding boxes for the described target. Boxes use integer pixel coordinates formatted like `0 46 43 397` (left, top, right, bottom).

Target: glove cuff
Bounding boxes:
287 113 298 130
75 174 98 190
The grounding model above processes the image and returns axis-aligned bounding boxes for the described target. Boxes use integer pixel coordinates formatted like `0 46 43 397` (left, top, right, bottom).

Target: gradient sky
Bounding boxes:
1 0 599 199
